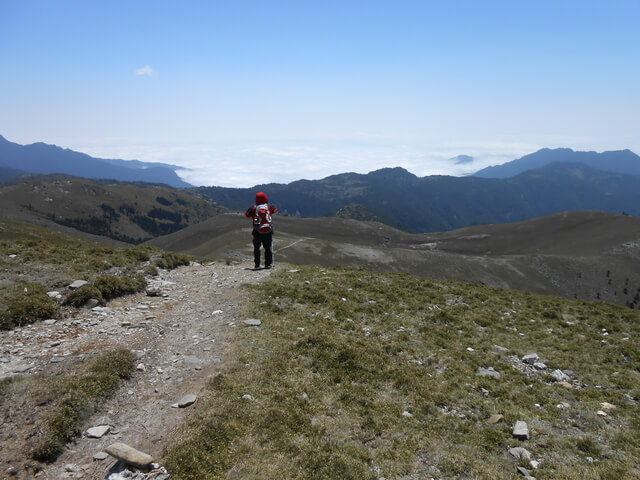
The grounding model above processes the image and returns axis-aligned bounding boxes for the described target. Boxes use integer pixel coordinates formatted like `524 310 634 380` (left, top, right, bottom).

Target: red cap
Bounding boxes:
255 191 268 204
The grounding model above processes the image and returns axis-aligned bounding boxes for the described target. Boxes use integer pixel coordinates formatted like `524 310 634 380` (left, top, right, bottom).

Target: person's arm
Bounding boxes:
270 205 278 214
245 206 255 218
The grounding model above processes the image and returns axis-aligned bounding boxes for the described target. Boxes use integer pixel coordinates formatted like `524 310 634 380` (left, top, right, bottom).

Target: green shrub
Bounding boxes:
30 350 134 462
154 251 191 270
142 264 159 277
126 245 152 262
0 282 59 330
63 285 104 307
94 274 147 300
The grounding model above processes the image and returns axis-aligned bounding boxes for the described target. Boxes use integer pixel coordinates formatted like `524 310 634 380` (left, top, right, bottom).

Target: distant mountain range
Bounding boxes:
0 135 191 188
195 155 640 233
473 147 640 178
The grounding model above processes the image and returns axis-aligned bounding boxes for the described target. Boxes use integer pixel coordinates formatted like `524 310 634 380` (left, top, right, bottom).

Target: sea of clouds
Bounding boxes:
72 139 543 188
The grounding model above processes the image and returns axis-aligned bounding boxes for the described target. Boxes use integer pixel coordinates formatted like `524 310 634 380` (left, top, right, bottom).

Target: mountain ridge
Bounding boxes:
473 147 640 178
0 135 191 188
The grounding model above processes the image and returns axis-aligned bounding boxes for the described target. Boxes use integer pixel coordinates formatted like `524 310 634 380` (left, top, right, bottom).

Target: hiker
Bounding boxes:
245 191 278 269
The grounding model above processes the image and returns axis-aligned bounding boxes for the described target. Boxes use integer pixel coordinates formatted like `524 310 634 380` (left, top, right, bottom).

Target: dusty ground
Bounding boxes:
0 261 273 479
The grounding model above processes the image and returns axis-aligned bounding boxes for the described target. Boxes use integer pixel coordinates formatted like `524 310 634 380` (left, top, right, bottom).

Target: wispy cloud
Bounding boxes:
134 65 154 76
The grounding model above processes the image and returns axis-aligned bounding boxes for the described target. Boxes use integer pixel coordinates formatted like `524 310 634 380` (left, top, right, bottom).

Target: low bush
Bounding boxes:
63 285 105 307
154 251 191 270
142 264 159 277
94 274 147 300
0 282 59 330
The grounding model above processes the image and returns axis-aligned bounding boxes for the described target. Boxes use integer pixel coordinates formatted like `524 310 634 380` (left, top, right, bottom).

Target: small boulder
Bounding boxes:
105 442 154 469
173 394 197 408
551 369 570 382
486 414 504 425
509 447 532 461
556 381 574 390
86 425 110 438
477 367 501 379
522 353 539 365
243 319 262 327
513 421 530 440
69 280 88 289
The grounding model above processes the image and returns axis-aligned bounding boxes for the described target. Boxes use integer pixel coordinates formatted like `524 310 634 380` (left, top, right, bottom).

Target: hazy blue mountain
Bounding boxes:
0 135 191 187
473 147 640 178
0 165 26 181
195 163 640 233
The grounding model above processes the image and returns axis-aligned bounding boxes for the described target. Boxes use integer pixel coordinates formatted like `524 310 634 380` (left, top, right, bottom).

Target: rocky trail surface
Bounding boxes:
1 262 272 479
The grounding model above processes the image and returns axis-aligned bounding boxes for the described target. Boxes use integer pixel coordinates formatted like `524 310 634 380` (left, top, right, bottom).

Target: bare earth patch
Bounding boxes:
0 262 272 479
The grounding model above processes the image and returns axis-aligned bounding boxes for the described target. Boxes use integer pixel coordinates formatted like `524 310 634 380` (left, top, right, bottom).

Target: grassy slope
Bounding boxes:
165 266 640 480
146 212 640 309
0 176 221 243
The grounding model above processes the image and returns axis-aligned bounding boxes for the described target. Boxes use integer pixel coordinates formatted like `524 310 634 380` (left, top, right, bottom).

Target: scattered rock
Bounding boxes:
211 310 223 315
516 465 536 479
477 367 501 379
522 353 539 365
69 280 89 289
600 402 616 410
493 345 509 352
93 451 109 461
64 464 80 472
402 411 413 417
551 369 570 382
242 394 255 401
43 319 57 325
136 363 146 371
86 425 111 438
86 298 100 308
486 414 504 425
46 291 61 299
243 318 262 327
556 381 574 389
173 394 197 408
533 362 547 370
509 447 532 461
183 355 202 369
146 287 163 297
530 460 540 469
513 421 530 440
105 442 154 469
13 363 34 373
6 466 18 476
597 410 608 417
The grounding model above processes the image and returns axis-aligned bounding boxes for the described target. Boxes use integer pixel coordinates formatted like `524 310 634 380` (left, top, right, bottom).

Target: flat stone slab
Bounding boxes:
86 425 110 438
105 442 154 469
69 280 89 289
551 369 570 382
477 367 501 379
172 394 197 408
509 447 532 461
243 319 262 326
522 353 539 365
486 414 504 425
513 421 530 440
93 451 109 461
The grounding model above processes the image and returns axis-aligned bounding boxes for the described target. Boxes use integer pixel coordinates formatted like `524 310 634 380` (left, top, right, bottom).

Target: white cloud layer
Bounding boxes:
69 139 547 188
134 65 154 76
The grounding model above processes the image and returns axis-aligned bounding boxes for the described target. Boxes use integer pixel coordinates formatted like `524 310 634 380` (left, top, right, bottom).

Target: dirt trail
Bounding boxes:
1 262 273 479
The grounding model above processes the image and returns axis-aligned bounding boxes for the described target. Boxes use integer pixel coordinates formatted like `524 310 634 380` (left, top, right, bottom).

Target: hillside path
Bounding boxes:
16 262 271 479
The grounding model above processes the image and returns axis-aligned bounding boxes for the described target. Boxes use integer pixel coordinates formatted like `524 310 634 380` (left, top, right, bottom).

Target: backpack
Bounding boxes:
253 204 273 233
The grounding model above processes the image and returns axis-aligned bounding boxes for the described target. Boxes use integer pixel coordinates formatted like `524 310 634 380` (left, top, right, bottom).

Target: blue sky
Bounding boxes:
1 0 639 186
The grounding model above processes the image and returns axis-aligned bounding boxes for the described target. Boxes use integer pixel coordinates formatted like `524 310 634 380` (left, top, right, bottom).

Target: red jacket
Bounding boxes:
245 191 278 218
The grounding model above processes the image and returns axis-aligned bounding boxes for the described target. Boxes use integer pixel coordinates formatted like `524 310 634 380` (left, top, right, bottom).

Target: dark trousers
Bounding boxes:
252 231 273 267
